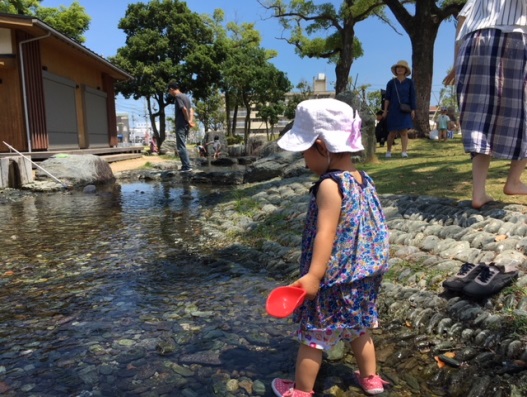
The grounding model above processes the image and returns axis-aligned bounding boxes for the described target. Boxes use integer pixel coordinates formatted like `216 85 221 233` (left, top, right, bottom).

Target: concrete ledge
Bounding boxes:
0 156 33 188
101 153 143 163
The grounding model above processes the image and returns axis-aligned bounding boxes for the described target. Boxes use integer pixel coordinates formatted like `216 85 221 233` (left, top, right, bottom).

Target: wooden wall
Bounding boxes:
0 65 25 152
0 27 124 153
22 35 48 151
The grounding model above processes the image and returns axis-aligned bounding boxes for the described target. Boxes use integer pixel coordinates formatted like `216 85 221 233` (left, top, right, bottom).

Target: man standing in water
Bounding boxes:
167 81 195 172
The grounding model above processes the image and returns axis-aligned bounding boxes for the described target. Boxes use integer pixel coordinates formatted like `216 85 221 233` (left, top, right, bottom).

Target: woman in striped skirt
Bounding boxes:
452 0 527 209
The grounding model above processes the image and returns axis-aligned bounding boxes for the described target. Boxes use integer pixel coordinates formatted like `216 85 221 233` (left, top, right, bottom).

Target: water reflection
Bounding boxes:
0 181 293 396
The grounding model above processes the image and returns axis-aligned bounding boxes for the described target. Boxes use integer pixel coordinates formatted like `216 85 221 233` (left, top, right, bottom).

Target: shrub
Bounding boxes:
226 135 244 145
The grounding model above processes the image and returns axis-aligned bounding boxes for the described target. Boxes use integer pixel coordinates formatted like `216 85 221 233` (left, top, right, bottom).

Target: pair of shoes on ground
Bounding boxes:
272 374 389 396
442 262 518 298
385 152 408 158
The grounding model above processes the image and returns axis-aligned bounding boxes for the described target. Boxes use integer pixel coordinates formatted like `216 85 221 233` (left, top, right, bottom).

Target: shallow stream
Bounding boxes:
0 181 297 397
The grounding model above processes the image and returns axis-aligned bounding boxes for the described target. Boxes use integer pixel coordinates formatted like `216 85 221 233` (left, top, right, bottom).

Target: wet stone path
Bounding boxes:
0 182 299 397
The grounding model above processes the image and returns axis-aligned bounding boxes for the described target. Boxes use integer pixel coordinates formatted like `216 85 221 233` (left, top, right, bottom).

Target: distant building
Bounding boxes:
232 73 335 135
116 113 130 143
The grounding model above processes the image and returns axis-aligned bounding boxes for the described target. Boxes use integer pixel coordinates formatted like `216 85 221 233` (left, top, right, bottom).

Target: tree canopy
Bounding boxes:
110 0 218 149
258 0 387 94
0 0 90 43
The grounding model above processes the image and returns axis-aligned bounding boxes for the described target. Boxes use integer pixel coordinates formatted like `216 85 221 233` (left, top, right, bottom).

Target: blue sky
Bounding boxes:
43 0 456 126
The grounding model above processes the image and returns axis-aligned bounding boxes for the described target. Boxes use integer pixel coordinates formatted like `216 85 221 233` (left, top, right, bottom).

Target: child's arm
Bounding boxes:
291 178 341 299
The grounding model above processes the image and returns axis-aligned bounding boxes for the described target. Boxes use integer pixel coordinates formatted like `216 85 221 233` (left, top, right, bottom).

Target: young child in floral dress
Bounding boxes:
272 98 390 396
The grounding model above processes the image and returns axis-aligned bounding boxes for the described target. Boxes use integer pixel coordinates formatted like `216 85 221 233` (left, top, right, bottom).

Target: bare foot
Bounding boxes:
472 194 494 210
503 181 527 196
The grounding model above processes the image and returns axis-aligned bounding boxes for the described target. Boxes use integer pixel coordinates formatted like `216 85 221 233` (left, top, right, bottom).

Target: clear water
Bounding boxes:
0 181 295 396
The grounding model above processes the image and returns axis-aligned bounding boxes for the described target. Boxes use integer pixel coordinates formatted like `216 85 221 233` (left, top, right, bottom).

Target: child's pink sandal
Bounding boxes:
354 371 390 395
271 378 314 397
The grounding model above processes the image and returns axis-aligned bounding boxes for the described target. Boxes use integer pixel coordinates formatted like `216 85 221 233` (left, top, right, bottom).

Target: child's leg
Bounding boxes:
504 159 527 196
295 344 323 392
350 331 377 377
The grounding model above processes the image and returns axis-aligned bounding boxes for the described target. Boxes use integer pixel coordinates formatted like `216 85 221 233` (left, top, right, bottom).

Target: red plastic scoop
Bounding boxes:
266 286 307 318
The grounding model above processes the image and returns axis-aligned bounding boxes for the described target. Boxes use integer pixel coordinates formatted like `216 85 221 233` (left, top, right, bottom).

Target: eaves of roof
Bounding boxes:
0 12 133 81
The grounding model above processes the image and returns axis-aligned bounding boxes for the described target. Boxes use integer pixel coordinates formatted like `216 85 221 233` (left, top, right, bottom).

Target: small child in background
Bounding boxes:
206 135 222 159
375 110 388 147
272 98 390 396
436 108 451 142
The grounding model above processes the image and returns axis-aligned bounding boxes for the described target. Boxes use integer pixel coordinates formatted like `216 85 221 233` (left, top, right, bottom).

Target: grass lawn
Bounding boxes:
361 135 527 207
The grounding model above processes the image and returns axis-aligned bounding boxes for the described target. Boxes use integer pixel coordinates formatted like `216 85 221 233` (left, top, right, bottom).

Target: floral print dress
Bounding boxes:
293 170 390 333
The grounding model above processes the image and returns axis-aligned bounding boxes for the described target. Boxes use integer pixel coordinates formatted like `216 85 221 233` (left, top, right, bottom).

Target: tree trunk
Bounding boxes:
244 102 251 151
147 97 164 148
382 0 464 136
334 21 356 95
232 105 239 136
225 93 232 136
364 123 377 163
410 23 438 136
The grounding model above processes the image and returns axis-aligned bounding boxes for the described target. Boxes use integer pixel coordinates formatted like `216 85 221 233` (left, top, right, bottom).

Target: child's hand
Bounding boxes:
290 274 320 300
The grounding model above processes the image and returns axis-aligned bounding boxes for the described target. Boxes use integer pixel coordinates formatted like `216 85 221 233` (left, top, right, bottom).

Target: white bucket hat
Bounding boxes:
278 98 364 153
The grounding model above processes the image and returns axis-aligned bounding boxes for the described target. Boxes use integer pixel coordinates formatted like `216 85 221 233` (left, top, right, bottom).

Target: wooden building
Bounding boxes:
0 13 132 154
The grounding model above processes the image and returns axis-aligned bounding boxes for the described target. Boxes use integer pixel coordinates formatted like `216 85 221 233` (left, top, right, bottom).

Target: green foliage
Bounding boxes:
110 0 218 149
497 299 527 334
195 90 225 132
221 26 292 140
0 0 39 14
35 2 90 43
367 90 383 113
284 79 313 119
1 0 90 42
230 192 261 216
226 135 244 145
112 0 216 99
258 101 286 140
259 0 384 93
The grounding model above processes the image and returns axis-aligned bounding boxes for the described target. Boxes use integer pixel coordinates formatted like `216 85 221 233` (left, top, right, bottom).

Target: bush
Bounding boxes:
226 135 244 145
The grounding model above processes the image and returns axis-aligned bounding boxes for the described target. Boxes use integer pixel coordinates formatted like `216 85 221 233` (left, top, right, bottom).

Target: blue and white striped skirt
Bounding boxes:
455 28 527 160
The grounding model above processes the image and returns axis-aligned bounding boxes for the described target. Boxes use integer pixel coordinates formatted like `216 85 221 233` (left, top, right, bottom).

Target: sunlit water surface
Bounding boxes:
0 181 295 396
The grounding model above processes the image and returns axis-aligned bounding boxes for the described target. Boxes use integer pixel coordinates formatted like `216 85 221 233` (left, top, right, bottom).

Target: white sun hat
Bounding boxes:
278 98 364 153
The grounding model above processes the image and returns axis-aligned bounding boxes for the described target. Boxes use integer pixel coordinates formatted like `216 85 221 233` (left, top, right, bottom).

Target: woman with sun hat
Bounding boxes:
382 60 416 158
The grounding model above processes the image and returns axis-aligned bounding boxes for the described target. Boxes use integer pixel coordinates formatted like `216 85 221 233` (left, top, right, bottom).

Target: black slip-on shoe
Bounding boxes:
463 265 518 298
442 262 486 292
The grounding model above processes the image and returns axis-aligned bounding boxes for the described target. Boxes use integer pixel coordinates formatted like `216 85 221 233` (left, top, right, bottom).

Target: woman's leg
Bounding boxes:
295 344 323 392
472 154 493 209
504 159 527 196
350 332 377 377
400 130 409 153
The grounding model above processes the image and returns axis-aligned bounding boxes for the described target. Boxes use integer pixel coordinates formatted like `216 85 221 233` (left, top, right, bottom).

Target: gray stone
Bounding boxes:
35 154 115 187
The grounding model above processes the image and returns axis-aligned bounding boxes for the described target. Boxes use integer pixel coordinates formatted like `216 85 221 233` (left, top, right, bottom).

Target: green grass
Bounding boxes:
361 136 527 207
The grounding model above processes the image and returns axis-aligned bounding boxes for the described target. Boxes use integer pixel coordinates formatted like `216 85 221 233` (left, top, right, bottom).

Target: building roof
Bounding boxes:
0 12 132 81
